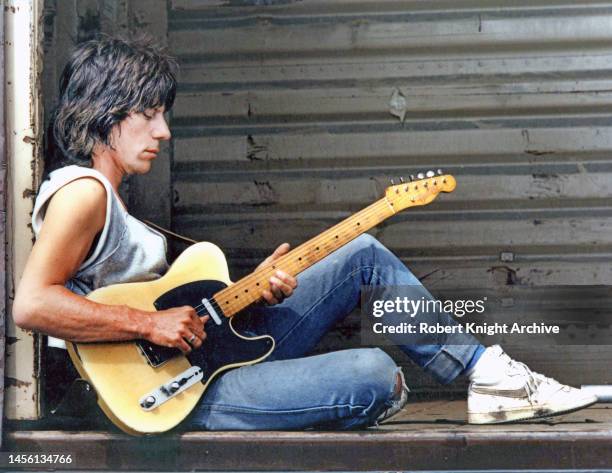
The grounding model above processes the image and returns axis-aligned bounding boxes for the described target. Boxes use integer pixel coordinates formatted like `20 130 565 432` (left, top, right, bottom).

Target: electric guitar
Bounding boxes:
66 171 456 435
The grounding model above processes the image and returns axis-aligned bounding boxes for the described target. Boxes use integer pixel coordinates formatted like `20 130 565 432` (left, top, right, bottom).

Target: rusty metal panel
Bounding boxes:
165 1 612 387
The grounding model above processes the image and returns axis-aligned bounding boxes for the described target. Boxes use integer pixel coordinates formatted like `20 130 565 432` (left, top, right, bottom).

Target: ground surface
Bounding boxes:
5 400 612 471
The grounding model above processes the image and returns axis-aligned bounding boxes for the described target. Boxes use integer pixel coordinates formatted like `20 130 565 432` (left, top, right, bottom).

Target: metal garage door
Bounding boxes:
167 0 612 390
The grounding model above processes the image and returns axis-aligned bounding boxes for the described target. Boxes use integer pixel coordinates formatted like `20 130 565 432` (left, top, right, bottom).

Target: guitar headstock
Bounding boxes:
384 170 456 213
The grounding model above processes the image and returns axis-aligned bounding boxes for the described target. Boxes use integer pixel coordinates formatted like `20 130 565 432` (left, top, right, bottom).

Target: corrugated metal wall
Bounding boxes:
30 0 612 414
168 0 612 390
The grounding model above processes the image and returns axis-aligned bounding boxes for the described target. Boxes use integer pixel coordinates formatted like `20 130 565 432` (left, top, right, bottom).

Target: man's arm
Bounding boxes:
12 178 205 353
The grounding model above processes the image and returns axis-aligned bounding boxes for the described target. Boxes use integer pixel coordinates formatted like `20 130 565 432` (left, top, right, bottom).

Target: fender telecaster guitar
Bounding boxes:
67 171 456 435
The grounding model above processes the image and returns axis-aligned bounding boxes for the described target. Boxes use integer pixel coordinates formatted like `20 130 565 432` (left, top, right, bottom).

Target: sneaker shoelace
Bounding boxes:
504 356 566 402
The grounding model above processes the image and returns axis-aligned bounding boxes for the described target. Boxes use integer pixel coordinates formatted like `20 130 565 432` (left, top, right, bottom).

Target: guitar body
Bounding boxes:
66 242 275 435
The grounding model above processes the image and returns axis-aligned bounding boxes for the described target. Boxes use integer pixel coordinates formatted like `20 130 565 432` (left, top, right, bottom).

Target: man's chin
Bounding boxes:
131 161 154 175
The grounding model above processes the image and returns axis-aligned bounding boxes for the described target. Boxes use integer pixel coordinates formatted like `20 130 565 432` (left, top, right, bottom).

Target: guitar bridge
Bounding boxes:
139 366 203 411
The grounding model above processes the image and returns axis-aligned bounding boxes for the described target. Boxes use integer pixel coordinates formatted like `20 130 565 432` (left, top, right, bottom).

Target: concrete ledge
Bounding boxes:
4 401 612 471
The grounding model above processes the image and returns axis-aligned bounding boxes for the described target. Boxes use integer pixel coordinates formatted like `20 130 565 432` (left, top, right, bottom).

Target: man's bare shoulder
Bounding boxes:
44 177 107 231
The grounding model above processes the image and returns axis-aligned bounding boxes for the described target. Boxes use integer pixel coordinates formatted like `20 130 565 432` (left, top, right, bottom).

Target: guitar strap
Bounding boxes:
143 219 198 245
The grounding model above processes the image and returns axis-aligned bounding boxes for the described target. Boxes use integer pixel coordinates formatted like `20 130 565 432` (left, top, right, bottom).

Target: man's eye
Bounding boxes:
143 111 154 120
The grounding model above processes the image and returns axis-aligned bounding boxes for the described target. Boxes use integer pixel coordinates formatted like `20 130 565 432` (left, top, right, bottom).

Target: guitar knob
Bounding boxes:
417 172 425 180
426 170 435 178
169 381 181 393
141 396 156 408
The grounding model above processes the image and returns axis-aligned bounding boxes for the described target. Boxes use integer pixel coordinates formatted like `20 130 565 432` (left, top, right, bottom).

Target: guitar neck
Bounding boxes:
214 198 396 317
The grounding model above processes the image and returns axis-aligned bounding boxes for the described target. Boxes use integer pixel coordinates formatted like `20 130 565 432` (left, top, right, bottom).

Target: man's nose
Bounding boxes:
152 115 171 141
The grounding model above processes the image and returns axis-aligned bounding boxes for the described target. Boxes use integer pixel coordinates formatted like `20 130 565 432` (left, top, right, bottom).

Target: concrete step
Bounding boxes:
4 401 612 471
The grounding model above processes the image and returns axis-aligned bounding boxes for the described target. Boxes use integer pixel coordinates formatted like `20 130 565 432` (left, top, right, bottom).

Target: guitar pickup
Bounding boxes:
139 366 203 411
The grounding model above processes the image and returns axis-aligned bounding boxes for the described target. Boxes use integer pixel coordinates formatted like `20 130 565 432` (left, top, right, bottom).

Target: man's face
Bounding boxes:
107 106 171 175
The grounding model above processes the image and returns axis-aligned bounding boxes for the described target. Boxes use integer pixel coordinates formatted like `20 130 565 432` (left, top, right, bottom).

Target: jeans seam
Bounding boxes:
195 402 370 415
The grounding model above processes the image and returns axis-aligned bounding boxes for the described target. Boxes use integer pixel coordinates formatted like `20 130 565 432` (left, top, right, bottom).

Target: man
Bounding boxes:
13 36 597 430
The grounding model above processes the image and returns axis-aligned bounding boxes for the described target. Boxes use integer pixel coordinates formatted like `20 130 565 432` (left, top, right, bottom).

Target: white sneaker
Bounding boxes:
468 346 598 424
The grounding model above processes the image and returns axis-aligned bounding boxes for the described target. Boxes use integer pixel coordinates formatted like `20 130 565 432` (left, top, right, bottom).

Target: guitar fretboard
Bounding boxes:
213 198 397 317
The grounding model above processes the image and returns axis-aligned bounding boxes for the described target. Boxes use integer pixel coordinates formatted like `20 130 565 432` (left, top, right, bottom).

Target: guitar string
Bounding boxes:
192 190 426 317
218 201 390 312
215 184 439 312
202 199 404 317
190 198 391 317
192 190 429 317
192 211 377 320
189 200 389 318
219 177 447 306
190 181 443 317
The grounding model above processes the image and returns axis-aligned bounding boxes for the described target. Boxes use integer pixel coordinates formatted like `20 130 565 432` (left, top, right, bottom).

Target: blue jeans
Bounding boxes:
186 234 481 430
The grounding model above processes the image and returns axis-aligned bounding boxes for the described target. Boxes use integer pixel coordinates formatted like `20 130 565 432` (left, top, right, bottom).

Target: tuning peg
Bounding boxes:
399 177 405 183
409 175 415 181
390 179 395 185
426 170 435 178
416 172 425 180
437 169 443 175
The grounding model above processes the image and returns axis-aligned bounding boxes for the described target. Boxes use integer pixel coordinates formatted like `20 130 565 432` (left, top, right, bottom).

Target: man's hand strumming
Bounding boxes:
145 307 209 353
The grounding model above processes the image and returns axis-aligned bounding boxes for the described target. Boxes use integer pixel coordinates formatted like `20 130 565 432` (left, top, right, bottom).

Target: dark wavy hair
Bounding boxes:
45 36 178 175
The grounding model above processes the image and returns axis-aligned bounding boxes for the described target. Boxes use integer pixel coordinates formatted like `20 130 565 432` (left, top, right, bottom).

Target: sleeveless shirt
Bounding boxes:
32 165 169 348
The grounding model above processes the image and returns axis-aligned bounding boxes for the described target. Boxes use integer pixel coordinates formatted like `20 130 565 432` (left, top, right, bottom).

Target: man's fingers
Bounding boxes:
256 243 291 272
262 289 279 305
176 337 192 354
273 242 291 257
183 332 201 349
270 276 293 298
192 311 208 324
275 270 297 290
189 334 203 349
191 325 206 340
193 314 209 332
188 314 208 345
265 243 291 264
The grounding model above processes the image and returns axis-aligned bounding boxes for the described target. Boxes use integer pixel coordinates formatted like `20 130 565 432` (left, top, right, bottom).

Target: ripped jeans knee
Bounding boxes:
375 368 409 425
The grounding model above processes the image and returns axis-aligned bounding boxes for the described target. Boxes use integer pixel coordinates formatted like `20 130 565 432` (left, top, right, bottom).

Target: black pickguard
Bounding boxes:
136 280 273 386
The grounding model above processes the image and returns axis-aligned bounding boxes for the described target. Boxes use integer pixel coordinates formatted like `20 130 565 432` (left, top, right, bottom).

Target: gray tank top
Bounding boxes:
32 165 169 347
